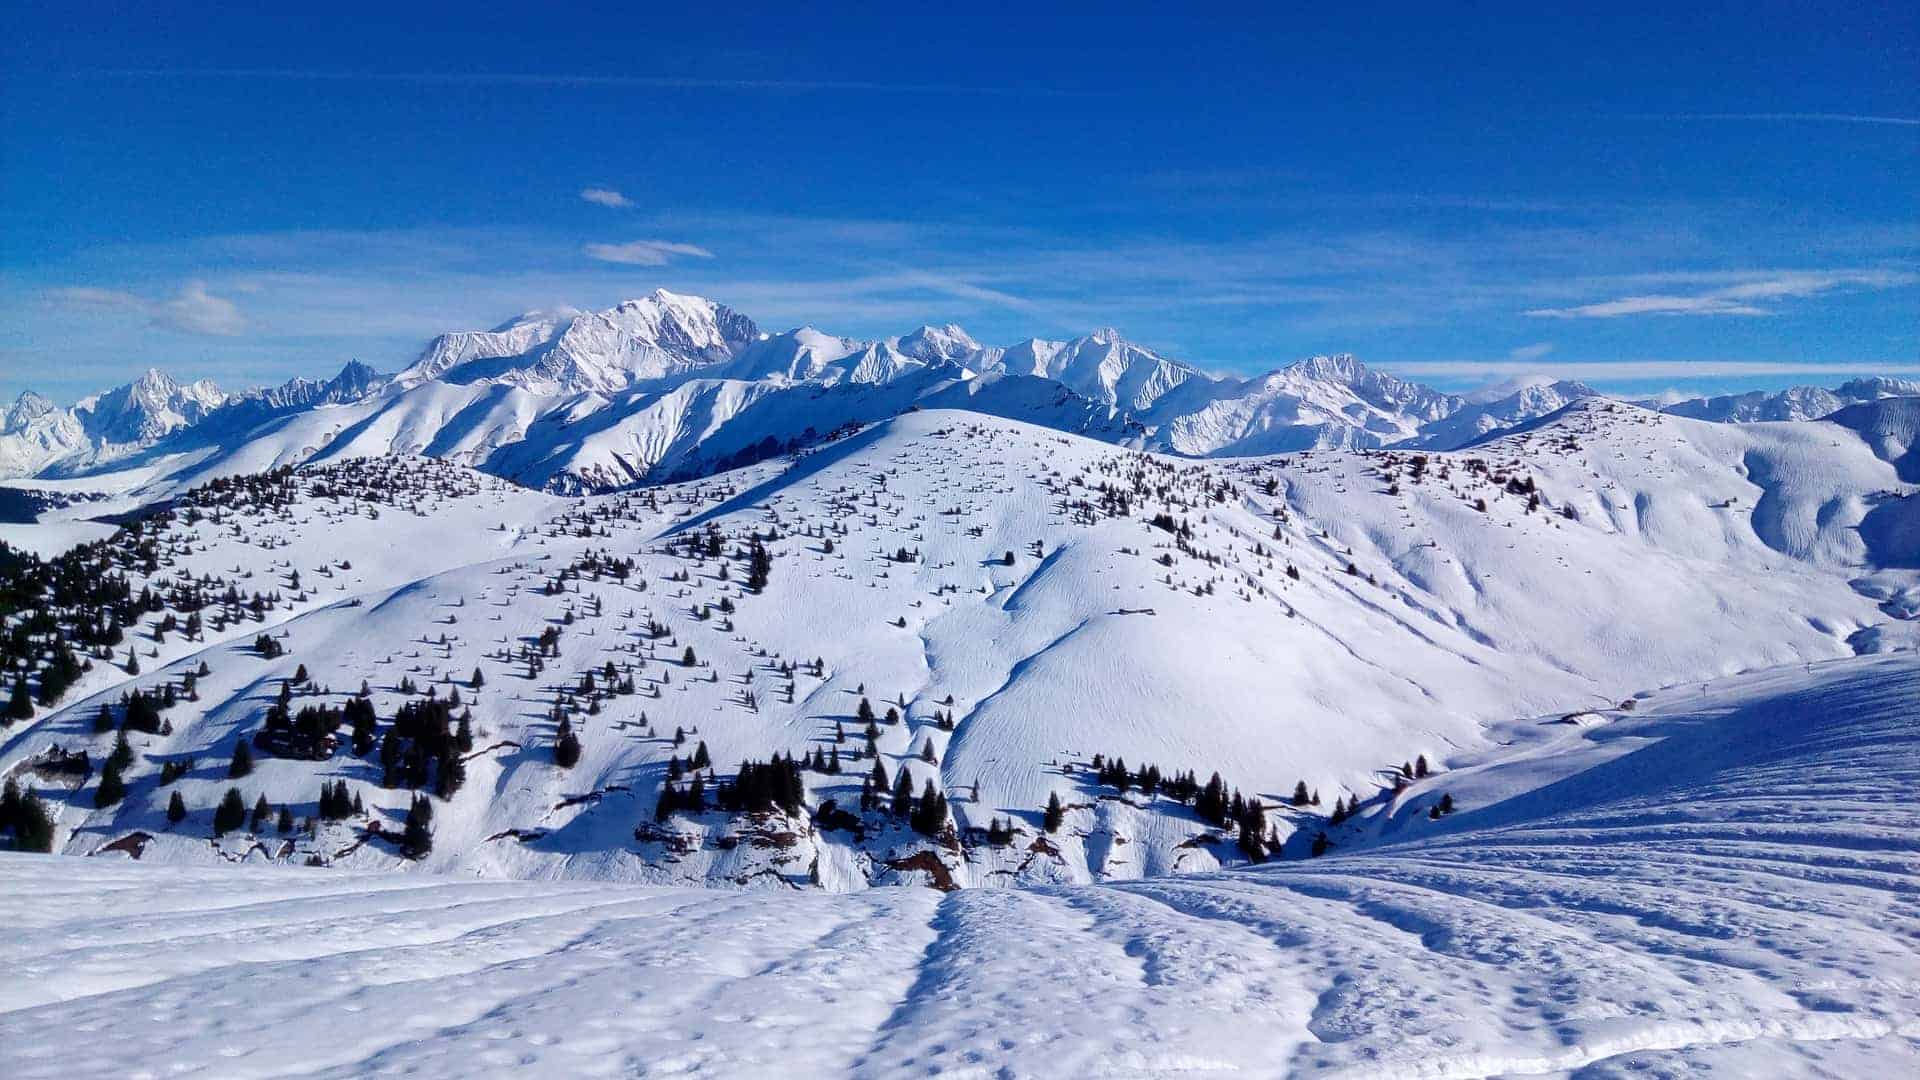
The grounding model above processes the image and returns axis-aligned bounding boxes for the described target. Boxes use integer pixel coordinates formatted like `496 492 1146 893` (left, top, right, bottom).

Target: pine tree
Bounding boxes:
1414 754 1429 778
1043 791 1065 834
400 795 434 859
435 750 466 798
6 673 34 721
251 794 272 832
228 740 254 778
1291 780 1310 807
213 787 247 836
891 770 914 818
95 763 126 808
93 703 114 733
746 539 771 592
6 785 54 852
911 781 948 837
277 805 293 833
166 790 187 824
108 730 134 773
554 716 581 768
1236 800 1268 861
349 697 377 756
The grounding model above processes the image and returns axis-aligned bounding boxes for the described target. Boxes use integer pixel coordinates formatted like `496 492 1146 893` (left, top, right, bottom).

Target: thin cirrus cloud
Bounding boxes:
581 240 714 266
1666 112 1920 127
1389 359 1920 381
1524 269 1917 319
84 68 1067 98
580 188 632 208
45 280 246 336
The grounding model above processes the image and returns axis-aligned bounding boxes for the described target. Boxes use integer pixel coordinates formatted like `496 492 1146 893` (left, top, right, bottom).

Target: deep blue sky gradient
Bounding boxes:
2 2 1915 402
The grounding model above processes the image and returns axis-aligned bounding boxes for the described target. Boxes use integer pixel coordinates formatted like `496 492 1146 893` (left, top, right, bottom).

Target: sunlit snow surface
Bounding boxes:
4 655 1915 1078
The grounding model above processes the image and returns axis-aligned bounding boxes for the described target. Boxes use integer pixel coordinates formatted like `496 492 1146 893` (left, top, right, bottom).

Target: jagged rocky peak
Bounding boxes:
5 390 57 433
323 359 387 399
72 367 228 446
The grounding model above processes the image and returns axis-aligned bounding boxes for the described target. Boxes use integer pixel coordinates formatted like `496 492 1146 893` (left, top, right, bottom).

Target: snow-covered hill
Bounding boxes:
3 650 1914 1077
2 399 1914 891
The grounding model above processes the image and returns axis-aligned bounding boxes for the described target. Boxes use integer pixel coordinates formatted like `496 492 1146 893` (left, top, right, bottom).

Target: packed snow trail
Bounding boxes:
3 655 1915 1078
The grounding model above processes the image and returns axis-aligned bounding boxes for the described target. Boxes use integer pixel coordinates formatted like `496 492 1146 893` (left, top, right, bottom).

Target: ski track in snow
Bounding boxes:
3 653 1917 1078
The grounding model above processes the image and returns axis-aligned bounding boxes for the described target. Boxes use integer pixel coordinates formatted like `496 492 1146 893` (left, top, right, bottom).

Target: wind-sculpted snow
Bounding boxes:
2 654 1915 1078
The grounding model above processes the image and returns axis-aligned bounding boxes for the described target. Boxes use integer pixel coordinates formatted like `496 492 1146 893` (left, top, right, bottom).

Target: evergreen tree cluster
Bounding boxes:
400 794 433 858
715 755 805 815
654 773 707 821
317 779 359 820
0 777 54 852
375 697 471 797
1087 753 1275 859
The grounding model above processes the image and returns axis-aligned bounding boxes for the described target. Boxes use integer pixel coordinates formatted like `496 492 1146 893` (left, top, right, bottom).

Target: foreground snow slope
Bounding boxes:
3 401 1915 887
2 654 1915 1078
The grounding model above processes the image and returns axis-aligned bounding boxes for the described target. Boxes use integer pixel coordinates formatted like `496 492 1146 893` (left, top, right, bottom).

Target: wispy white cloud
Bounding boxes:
1526 294 1773 318
580 188 631 208
44 285 147 311
1507 342 1554 361
157 281 247 335
85 68 1070 97
1668 112 1920 127
1388 359 1920 380
1525 269 1915 319
581 240 714 266
45 280 245 336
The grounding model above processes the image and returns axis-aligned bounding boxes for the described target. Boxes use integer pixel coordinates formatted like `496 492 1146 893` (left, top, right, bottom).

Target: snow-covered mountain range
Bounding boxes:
2 338 1916 1073
8 289 1914 500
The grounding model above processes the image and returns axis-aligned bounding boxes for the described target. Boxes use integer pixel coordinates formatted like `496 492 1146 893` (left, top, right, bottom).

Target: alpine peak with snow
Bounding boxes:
6 290 1917 502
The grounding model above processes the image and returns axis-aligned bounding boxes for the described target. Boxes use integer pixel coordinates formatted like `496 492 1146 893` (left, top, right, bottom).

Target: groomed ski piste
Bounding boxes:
1 397 1917 1077
1 652 1915 1077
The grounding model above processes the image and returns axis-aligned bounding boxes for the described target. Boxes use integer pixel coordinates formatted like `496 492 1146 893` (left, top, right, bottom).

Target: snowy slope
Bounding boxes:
2 400 1914 891
2 651 1914 1078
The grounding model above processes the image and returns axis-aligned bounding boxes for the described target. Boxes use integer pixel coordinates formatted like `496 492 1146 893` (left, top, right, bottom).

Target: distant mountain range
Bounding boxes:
4 288 1916 494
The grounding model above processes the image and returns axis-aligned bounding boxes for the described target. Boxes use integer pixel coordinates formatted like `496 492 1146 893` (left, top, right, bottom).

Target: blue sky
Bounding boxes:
2 2 1915 404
